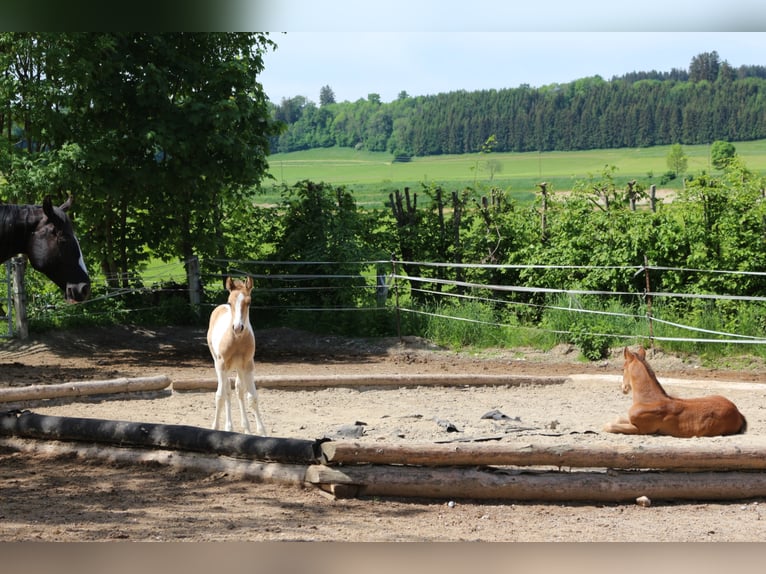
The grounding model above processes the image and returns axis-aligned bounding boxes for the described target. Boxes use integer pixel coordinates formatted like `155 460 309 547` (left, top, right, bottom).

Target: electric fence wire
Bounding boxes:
26 258 766 346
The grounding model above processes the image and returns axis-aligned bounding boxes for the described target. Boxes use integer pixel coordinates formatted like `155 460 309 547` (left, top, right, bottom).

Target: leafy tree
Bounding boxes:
486 158 503 181
275 95 308 123
268 180 376 312
710 140 736 169
0 33 282 287
666 143 688 177
689 51 721 82
319 85 335 106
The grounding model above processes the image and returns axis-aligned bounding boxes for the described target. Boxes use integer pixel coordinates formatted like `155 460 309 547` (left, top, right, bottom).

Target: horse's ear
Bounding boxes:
59 195 74 212
245 276 253 290
225 277 234 291
623 347 632 360
42 195 67 228
42 195 54 218
636 346 646 359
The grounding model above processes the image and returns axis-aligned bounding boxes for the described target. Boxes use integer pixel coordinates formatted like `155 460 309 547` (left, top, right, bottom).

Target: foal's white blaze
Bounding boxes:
231 292 248 334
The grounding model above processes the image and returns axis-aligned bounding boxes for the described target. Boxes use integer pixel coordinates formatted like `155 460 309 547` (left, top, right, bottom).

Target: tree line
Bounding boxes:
270 51 766 156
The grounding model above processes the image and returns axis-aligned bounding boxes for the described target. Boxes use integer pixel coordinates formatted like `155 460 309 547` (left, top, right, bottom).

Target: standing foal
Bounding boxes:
207 276 267 435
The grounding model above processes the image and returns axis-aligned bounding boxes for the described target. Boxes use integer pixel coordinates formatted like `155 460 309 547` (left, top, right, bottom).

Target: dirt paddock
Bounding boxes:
2 325 766 541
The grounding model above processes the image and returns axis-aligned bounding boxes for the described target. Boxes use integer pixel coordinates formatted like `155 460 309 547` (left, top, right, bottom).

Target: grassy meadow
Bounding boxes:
261 140 766 208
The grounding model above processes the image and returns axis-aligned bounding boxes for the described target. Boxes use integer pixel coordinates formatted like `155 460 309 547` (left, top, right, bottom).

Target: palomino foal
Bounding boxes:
207 276 267 435
603 346 746 438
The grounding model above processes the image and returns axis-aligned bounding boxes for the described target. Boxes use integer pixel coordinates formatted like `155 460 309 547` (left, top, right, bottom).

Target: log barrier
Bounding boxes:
0 375 171 403
0 436 310 485
0 410 324 464
171 373 567 391
320 440 766 471
305 464 766 502
3 374 766 502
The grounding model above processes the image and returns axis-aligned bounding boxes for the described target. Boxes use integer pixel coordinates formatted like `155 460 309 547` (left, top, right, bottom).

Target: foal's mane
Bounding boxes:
633 351 670 397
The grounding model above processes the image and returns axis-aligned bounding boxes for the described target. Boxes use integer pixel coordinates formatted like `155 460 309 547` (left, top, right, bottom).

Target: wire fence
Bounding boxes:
19 257 766 347
391 260 766 346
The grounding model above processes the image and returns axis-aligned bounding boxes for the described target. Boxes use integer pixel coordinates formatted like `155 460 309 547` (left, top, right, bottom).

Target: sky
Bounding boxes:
259 31 766 104
253 1 766 105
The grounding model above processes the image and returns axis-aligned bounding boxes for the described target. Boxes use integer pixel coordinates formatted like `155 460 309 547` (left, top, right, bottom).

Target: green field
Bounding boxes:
262 140 766 207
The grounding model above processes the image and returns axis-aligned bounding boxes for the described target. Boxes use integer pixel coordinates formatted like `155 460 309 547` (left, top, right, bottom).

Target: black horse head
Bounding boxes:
26 196 91 302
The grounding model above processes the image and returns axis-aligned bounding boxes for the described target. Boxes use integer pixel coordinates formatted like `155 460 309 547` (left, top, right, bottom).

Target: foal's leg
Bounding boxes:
212 361 233 432
236 367 267 436
602 415 640 434
233 371 252 435
603 417 640 434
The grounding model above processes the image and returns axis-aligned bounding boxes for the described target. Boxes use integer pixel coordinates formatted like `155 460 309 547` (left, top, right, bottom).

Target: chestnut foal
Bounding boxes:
603 346 746 438
207 276 267 435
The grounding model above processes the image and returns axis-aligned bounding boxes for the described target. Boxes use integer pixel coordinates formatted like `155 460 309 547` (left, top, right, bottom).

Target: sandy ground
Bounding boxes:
2 325 766 541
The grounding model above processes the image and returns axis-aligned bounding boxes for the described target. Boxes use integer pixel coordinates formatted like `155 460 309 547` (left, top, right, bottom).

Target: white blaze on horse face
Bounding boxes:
74 234 88 275
231 292 249 334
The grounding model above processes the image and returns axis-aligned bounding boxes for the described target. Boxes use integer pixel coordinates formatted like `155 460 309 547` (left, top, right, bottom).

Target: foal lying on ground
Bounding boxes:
603 346 746 438
207 276 267 435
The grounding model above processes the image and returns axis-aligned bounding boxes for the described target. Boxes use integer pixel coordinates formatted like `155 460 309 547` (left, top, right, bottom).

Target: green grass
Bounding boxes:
260 140 766 208
142 258 188 285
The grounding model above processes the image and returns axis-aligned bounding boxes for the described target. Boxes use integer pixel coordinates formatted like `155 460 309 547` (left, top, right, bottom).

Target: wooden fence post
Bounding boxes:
186 256 201 309
2 261 11 337
538 181 548 241
391 255 401 341
643 255 654 347
11 256 28 340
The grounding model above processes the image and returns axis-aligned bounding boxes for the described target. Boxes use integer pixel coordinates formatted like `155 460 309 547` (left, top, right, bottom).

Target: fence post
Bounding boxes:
391 255 401 341
186 256 201 310
11 256 28 340
643 255 654 347
538 181 548 241
2 261 12 338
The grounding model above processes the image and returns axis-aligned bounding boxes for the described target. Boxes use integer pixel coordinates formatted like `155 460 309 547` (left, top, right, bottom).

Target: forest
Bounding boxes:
270 51 766 156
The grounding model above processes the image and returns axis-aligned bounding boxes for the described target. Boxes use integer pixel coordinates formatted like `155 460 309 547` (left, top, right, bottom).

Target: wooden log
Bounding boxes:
0 375 171 403
0 410 324 464
172 373 567 392
321 440 766 471
0 436 309 485
569 373 763 391
306 463 766 502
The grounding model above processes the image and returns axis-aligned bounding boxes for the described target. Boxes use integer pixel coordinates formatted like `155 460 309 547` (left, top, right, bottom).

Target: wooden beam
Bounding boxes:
306 464 766 502
0 436 309 486
172 373 567 392
0 411 324 464
0 375 171 403
321 440 766 471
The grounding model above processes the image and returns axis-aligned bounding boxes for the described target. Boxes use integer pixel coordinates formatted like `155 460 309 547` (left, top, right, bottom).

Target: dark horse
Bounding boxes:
0 196 90 302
